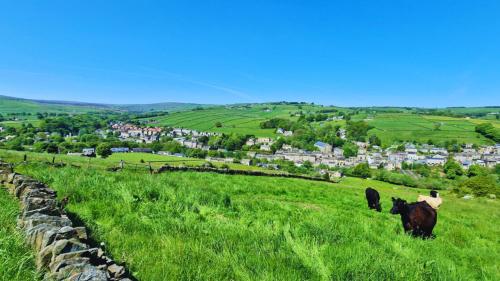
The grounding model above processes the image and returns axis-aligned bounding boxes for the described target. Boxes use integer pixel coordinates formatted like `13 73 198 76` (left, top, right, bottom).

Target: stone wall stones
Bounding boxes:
0 162 132 281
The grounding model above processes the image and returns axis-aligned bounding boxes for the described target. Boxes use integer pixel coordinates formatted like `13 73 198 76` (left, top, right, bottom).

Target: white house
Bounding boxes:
426 155 446 166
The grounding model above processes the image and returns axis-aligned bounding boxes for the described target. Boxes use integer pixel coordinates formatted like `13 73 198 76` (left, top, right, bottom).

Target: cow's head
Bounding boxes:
390 197 407 214
430 190 439 198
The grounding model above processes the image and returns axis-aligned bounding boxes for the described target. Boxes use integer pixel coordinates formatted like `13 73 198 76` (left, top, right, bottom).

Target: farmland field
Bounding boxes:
365 113 498 146
0 119 42 128
13 162 500 281
0 150 276 173
0 188 39 281
137 104 327 137
136 105 497 145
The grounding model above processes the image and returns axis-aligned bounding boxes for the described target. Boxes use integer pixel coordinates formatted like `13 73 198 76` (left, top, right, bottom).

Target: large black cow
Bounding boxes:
390 197 437 239
365 187 382 212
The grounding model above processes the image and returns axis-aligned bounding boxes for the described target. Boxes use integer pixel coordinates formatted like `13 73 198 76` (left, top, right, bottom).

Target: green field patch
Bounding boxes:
12 163 500 281
367 113 494 145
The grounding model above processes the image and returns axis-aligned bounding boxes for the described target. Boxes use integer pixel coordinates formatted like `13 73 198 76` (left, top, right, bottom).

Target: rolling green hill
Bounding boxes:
138 104 333 137
0 95 108 114
363 113 499 146
0 95 204 115
11 161 500 281
138 104 499 145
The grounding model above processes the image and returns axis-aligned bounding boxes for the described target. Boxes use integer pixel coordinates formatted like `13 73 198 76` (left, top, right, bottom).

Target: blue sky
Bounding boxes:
0 1 499 107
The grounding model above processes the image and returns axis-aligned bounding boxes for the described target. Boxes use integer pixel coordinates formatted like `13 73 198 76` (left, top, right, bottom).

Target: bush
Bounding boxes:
458 175 499 197
96 143 112 158
467 165 490 177
351 163 371 179
373 170 417 187
444 159 463 179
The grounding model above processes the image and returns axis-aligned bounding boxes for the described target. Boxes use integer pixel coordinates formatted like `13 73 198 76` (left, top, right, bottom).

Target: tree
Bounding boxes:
475 123 500 142
343 142 358 158
150 141 163 152
444 159 464 179
46 143 59 154
459 175 499 197
352 163 371 179
433 122 442 131
369 134 381 146
467 165 489 177
346 120 372 141
96 143 112 158
302 161 313 170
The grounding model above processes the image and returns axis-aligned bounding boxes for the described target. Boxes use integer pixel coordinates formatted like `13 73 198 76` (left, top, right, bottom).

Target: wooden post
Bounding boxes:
120 160 124 169
148 162 153 174
23 154 27 162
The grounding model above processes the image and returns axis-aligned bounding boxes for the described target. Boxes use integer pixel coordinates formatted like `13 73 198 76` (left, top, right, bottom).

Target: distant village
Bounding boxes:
76 123 500 172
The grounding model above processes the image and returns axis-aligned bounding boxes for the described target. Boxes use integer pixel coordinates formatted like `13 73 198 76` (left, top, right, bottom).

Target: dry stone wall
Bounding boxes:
0 162 132 281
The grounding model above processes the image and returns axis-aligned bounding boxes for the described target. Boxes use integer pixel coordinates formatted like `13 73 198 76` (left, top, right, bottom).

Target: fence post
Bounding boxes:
52 156 55 164
148 162 153 174
120 160 124 169
23 154 27 162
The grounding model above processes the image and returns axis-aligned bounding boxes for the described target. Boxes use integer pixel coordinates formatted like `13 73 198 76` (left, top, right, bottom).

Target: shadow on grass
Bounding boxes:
65 210 139 281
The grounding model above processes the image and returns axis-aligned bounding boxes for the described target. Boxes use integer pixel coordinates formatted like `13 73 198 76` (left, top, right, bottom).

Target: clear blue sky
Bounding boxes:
0 1 499 107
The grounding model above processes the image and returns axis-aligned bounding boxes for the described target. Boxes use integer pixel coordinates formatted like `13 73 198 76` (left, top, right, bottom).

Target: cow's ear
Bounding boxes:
391 197 395 201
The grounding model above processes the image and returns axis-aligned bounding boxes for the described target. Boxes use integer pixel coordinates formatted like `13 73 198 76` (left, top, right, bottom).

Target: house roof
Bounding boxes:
314 141 328 147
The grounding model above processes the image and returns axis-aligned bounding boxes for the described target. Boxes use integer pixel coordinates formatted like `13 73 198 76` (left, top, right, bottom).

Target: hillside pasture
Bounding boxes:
0 150 275 173
0 119 42 128
0 96 105 114
14 163 500 281
138 104 323 136
367 113 495 146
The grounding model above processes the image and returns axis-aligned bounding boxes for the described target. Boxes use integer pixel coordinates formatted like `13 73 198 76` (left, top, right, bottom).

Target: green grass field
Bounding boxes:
136 105 498 145
13 162 500 281
0 189 39 281
0 150 278 173
138 104 324 137
0 119 42 128
365 113 498 146
0 96 105 115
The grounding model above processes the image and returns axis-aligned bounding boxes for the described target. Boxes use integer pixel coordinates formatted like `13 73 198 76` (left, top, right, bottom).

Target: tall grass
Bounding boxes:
0 189 39 281
16 163 500 281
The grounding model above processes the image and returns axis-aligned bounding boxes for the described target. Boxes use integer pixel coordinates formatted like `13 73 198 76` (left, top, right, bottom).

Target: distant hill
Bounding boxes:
0 95 107 114
0 95 205 114
114 102 203 113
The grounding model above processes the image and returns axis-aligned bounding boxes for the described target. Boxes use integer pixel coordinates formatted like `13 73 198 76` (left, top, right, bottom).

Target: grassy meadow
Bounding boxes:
0 150 280 174
364 113 498 146
0 96 104 114
13 162 500 281
137 104 323 137
136 105 497 145
0 189 39 281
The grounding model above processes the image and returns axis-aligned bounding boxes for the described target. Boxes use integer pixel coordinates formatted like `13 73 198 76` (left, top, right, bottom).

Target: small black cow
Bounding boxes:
365 187 382 212
390 197 437 239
